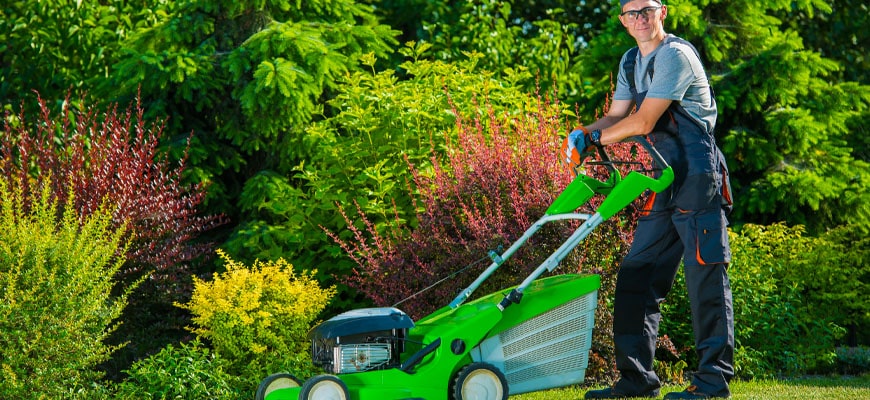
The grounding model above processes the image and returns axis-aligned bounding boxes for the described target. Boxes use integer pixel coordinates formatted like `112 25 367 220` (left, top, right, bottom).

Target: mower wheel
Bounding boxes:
255 372 301 400
300 374 350 400
451 362 509 400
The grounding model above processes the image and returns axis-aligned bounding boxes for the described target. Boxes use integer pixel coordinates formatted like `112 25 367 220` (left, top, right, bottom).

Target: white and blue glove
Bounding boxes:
561 127 603 167
565 127 590 162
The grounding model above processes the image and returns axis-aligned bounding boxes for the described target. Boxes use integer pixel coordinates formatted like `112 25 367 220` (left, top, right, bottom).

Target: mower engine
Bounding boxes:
308 307 414 374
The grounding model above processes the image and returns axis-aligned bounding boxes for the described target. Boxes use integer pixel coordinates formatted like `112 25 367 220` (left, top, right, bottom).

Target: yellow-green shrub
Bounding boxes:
0 181 130 399
177 250 336 383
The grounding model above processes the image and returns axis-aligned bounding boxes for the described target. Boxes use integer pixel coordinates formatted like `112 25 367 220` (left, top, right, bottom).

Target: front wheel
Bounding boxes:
300 374 350 400
451 362 509 400
255 372 301 400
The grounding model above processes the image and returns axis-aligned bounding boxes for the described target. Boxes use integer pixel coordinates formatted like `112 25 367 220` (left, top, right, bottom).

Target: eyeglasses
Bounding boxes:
619 6 662 21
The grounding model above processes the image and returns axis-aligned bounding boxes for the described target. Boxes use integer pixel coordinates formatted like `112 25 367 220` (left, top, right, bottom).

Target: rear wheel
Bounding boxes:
255 373 301 400
451 362 508 400
300 375 350 400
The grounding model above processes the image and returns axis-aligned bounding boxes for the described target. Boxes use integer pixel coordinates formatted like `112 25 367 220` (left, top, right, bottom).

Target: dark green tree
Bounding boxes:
99 0 400 222
0 0 161 110
781 0 868 85
778 0 870 172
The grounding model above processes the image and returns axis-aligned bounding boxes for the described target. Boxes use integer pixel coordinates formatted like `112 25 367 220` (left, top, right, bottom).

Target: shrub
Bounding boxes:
177 250 336 388
731 224 844 376
114 340 241 400
0 180 130 398
1 92 223 302
787 223 870 347
224 44 546 314
329 93 570 317
661 223 844 378
1 91 225 377
836 346 870 375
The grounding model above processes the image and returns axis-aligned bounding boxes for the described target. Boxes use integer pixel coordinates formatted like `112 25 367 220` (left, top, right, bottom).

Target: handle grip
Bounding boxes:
576 135 672 190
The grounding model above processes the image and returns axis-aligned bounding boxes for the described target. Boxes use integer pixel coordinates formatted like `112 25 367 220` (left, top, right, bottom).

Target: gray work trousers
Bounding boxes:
610 200 734 397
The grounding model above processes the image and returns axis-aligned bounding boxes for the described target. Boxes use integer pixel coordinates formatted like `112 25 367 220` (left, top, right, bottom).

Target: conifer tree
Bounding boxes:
0 0 162 110
99 0 399 219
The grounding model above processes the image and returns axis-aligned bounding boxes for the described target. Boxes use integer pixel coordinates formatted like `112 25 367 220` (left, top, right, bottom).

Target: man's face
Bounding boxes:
619 0 667 43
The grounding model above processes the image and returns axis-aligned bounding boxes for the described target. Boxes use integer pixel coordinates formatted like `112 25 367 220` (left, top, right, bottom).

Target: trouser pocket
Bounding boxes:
693 211 731 265
673 209 731 266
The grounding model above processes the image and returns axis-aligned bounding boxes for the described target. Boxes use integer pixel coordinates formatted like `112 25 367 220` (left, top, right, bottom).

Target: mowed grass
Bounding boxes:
509 374 870 399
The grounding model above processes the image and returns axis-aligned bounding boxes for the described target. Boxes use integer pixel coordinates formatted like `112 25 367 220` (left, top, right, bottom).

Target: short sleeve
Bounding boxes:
646 46 695 101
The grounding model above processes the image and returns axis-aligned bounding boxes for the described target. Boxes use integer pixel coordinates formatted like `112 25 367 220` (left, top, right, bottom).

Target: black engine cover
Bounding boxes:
308 307 414 340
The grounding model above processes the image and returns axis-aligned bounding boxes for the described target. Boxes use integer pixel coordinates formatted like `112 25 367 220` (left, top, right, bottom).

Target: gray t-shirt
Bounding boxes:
613 34 717 133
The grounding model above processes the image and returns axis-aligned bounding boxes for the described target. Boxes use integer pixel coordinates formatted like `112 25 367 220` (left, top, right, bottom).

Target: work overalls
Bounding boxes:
610 36 735 397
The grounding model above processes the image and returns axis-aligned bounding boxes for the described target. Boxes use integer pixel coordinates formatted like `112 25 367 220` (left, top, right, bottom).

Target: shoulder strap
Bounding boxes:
623 47 639 94
623 46 656 95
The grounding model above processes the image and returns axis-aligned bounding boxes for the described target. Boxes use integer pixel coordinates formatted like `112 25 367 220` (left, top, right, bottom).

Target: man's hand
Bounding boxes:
565 127 590 161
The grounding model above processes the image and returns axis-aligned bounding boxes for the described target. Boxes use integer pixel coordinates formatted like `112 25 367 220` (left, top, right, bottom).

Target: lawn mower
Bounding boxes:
255 136 674 400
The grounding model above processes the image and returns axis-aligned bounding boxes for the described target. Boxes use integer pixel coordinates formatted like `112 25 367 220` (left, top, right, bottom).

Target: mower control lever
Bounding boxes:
400 338 442 374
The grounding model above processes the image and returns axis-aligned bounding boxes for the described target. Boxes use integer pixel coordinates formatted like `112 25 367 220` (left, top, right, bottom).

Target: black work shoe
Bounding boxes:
663 385 730 399
584 387 660 399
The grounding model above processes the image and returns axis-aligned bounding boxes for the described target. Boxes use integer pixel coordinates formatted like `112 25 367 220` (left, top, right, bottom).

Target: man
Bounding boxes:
566 0 734 399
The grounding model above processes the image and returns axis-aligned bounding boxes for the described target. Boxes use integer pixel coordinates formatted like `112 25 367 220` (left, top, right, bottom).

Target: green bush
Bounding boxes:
661 223 844 379
836 346 870 375
224 43 544 313
0 181 130 399
786 223 869 347
176 250 336 388
114 340 241 400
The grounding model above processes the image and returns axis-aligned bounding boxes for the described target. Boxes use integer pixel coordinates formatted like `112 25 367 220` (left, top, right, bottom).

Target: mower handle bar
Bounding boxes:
631 135 669 171
449 136 672 310
583 135 670 177
449 212 594 308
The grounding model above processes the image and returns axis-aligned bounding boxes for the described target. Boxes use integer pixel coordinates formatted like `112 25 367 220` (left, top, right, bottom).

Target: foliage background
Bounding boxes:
1 0 868 395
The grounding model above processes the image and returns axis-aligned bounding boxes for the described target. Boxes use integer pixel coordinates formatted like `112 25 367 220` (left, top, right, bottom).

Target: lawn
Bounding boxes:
509 375 870 399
